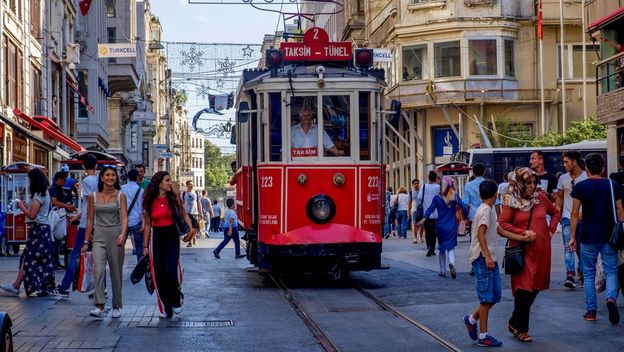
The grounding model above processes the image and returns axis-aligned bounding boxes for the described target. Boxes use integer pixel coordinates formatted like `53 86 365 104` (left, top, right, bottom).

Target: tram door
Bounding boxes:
235 99 256 230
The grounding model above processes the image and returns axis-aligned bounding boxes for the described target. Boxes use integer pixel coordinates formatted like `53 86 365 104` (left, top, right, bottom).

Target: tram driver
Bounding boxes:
291 100 345 157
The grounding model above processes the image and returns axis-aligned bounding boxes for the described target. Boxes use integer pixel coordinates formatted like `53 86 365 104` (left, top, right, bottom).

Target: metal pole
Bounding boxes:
540 38 545 135
559 0 567 132
581 0 588 120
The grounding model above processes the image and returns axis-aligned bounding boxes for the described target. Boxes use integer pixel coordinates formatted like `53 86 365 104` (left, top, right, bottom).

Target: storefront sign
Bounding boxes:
433 127 459 157
158 152 173 159
133 111 156 121
280 27 352 61
97 43 137 58
373 49 392 63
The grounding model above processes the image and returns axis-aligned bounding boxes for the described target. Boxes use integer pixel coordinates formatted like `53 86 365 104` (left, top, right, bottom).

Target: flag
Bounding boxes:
537 0 543 40
79 0 93 16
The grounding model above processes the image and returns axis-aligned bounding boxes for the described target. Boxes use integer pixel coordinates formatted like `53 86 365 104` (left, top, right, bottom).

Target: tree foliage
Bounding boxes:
531 118 606 147
172 89 188 107
204 140 235 193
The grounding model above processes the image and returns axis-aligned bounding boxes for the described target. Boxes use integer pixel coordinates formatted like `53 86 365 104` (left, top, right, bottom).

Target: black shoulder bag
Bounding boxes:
609 180 624 250
173 201 190 236
503 206 534 275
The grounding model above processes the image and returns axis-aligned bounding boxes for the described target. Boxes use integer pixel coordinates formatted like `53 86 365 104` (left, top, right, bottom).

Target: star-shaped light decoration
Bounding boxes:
180 46 204 72
217 57 236 77
242 45 254 57
216 79 224 88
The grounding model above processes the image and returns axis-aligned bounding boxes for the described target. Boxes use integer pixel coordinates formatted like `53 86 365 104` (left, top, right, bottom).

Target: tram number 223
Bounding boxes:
367 176 379 188
261 176 273 188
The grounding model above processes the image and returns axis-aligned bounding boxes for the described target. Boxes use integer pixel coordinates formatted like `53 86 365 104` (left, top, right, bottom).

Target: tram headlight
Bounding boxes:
306 195 336 224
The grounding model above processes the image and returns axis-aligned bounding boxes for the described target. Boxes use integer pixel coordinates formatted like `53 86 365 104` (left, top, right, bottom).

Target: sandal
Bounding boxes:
516 333 533 342
507 323 519 336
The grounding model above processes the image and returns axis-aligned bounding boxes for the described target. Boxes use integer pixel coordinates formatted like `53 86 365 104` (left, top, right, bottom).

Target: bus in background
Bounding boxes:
451 140 607 183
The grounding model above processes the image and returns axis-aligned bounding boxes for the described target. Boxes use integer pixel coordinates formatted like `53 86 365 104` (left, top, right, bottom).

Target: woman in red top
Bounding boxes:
498 167 560 342
142 171 193 318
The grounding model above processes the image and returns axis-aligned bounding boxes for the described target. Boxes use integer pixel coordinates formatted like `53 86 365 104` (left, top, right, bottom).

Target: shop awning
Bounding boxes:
588 6 624 31
13 109 86 153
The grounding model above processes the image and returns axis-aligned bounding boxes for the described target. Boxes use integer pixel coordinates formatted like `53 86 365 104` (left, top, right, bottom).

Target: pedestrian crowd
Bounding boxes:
385 150 624 347
0 154 237 320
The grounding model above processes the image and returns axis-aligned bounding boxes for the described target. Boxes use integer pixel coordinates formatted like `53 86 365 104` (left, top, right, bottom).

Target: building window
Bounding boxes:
5 39 23 110
130 121 138 151
468 39 497 76
402 44 428 81
78 70 89 118
30 0 40 38
504 40 515 77
106 0 116 18
31 64 42 115
142 142 149 167
434 41 461 78
558 44 596 80
8 0 22 19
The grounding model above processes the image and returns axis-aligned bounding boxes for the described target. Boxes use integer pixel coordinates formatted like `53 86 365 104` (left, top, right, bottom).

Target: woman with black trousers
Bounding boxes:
142 171 193 318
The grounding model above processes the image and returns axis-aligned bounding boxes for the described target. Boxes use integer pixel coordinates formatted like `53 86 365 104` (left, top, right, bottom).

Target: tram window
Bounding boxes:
358 92 371 160
321 95 350 157
268 92 282 161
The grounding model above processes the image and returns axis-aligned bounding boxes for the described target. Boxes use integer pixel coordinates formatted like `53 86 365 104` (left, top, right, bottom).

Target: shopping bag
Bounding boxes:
77 252 95 293
130 255 149 284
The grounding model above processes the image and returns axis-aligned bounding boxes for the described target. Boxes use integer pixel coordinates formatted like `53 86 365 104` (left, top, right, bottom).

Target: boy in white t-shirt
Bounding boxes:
463 179 527 347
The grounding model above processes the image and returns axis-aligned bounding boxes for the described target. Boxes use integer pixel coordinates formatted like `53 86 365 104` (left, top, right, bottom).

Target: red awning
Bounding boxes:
13 109 86 153
588 6 624 31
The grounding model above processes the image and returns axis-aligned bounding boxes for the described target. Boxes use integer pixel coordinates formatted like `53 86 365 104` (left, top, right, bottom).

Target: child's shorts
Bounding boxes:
472 255 501 303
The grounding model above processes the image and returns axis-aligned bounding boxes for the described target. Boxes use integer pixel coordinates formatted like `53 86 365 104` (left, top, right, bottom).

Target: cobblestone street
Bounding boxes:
0 231 622 351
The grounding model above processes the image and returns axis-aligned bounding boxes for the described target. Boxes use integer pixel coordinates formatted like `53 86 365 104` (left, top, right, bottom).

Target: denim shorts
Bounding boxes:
472 255 502 303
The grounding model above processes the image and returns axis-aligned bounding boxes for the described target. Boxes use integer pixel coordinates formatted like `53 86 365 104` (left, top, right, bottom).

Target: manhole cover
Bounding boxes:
169 320 234 328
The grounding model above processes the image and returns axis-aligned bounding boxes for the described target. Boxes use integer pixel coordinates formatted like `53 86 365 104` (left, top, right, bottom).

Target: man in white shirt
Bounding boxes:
121 169 144 262
291 106 344 157
556 150 587 289
182 180 203 247
419 170 441 256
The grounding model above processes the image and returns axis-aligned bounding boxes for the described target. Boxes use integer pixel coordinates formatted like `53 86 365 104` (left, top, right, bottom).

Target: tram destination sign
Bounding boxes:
280 27 352 62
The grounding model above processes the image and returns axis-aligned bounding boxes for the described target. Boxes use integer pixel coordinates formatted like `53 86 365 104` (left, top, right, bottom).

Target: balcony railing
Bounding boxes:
596 50 624 96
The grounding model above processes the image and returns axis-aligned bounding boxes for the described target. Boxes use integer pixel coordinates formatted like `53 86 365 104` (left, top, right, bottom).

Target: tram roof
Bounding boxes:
242 64 386 86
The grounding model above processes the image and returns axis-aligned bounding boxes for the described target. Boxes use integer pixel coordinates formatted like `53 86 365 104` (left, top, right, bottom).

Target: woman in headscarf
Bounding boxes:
498 167 560 342
420 176 468 278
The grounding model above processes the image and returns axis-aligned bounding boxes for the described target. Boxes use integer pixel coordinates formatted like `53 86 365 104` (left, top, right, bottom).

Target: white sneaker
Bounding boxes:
173 306 182 314
89 308 105 318
0 284 19 296
158 313 168 319
111 309 121 318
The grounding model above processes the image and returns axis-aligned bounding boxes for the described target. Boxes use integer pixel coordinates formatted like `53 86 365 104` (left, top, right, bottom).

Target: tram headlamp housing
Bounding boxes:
306 194 336 224
354 48 374 69
266 49 284 68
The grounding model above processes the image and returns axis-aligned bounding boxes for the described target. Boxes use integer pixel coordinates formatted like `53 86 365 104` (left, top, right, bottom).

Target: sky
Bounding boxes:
149 0 299 154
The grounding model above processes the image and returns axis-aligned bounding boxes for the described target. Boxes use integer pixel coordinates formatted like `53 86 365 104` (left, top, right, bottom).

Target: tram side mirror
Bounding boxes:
388 99 401 126
237 102 250 123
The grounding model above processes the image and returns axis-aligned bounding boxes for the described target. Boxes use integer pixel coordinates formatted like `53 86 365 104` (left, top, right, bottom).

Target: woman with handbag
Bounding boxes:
81 165 128 318
0 168 59 297
498 168 560 342
419 176 468 278
142 171 193 318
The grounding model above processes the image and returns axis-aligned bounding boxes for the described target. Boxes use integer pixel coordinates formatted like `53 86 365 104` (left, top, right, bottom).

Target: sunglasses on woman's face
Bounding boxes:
102 164 117 169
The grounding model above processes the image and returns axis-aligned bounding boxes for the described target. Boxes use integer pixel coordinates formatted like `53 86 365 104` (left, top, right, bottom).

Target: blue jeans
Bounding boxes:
560 218 582 275
59 227 86 290
397 210 408 238
126 222 144 263
581 242 619 311
215 228 240 256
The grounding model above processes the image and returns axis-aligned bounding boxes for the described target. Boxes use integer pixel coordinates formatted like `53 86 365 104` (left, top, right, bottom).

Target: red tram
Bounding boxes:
234 28 387 279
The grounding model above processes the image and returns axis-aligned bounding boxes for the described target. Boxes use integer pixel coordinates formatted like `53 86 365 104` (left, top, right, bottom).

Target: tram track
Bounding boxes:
269 273 462 352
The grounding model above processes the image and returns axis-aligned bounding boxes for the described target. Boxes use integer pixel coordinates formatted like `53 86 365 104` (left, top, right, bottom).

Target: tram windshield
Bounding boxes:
290 96 350 158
